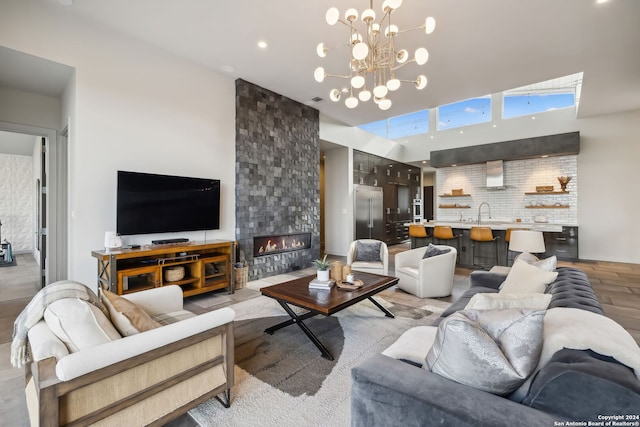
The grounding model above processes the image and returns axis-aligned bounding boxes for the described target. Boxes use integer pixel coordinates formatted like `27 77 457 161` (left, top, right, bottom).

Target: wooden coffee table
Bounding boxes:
260 271 398 360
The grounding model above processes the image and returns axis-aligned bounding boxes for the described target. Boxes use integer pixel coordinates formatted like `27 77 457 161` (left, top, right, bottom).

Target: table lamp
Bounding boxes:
508 230 545 260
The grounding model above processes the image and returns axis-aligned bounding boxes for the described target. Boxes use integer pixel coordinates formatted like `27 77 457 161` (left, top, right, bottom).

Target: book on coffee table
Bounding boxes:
309 278 335 289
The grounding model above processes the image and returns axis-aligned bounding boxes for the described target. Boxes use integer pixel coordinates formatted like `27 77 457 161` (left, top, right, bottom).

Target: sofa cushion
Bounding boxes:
43 298 121 352
522 349 640 420
438 286 499 321
422 243 451 259
499 260 558 293
355 241 382 262
426 308 545 395
102 290 161 336
465 293 552 311
382 326 438 366
546 268 604 314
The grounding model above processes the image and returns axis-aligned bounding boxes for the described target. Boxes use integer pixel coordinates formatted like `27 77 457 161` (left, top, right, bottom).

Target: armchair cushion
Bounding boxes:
44 298 121 353
355 240 382 262
102 290 161 336
422 243 451 259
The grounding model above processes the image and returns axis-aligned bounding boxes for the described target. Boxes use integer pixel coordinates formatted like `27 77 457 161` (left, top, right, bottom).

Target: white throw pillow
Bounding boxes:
44 298 121 352
382 326 438 365
499 260 558 294
465 293 552 310
516 253 557 272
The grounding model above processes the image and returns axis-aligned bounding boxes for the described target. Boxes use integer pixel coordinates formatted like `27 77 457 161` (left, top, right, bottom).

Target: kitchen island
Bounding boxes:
406 221 578 267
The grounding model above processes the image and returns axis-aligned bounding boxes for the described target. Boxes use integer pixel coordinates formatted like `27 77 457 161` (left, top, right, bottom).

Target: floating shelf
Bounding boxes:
525 191 569 195
525 205 570 209
439 204 471 209
439 194 471 197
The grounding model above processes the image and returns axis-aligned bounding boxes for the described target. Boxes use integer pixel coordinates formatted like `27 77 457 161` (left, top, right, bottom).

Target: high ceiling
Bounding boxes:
1 0 639 129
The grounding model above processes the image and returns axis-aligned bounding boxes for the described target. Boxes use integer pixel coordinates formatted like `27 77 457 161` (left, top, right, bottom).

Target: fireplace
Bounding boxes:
253 233 311 257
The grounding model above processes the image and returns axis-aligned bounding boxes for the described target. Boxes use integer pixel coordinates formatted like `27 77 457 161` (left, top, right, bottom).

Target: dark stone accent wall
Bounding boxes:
235 79 320 280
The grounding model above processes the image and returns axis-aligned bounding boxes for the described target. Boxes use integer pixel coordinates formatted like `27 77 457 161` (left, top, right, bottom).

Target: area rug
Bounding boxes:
189 294 445 427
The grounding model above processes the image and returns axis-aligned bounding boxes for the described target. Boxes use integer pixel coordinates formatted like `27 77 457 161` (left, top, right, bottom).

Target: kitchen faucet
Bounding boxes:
478 202 491 225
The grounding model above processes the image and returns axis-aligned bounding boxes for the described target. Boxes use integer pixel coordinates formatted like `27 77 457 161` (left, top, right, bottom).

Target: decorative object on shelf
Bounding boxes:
314 0 436 111
535 185 554 193
557 176 572 191
313 254 332 281
451 188 464 196
164 266 185 282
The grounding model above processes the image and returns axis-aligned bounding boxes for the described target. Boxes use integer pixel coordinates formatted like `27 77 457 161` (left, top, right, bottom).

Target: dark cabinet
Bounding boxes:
543 226 578 261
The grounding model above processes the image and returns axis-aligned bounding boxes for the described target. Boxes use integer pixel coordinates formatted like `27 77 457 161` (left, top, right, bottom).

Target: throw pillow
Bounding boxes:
44 298 121 352
516 252 557 272
382 326 438 366
425 308 545 395
499 259 558 294
355 241 382 262
422 243 452 259
465 293 552 310
101 290 161 336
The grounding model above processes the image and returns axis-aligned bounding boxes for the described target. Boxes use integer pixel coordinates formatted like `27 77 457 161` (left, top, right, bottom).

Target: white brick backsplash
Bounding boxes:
0 154 33 251
436 156 578 225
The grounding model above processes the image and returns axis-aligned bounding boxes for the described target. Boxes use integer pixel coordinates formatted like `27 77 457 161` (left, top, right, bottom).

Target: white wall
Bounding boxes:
0 3 236 289
0 87 61 131
323 146 352 256
0 153 33 251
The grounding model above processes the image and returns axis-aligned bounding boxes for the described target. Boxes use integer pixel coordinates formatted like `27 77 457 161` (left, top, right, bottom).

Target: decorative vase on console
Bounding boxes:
557 176 571 191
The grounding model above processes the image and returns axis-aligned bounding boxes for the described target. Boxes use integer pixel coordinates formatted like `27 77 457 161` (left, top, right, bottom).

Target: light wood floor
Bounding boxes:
0 251 638 426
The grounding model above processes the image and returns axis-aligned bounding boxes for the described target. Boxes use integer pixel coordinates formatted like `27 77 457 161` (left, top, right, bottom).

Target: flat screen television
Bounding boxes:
116 170 220 236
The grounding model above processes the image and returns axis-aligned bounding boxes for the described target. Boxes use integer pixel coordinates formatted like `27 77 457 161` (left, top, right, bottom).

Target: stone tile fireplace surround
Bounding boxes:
235 79 320 280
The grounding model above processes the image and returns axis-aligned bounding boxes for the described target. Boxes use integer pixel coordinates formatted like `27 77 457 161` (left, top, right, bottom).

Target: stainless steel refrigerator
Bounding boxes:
354 185 384 240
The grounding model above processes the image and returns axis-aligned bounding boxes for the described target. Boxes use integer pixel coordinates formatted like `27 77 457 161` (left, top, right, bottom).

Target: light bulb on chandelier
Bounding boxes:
314 1 436 111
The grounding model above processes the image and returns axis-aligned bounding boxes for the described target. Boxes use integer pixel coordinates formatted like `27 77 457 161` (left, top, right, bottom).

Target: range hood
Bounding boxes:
485 160 505 189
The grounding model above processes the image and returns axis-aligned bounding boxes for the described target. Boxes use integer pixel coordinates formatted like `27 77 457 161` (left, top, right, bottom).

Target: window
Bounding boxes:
437 96 491 130
358 110 429 139
502 73 582 119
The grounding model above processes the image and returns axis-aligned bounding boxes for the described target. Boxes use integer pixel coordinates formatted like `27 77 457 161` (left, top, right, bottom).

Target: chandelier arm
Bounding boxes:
391 60 417 71
323 73 352 79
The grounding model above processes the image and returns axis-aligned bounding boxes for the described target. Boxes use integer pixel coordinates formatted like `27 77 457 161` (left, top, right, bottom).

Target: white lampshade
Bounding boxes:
386 78 401 91
345 8 358 22
382 0 403 13
384 25 398 37
316 43 327 58
379 98 392 110
415 48 429 65
358 90 372 101
373 84 388 98
415 75 428 90
425 17 437 34
314 67 326 82
371 23 380 34
509 230 546 254
361 8 376 23
345 95 359 109
396 49 409 63
329 88 341 102
352 42 369 60
351 75 365 89
326 7 340 25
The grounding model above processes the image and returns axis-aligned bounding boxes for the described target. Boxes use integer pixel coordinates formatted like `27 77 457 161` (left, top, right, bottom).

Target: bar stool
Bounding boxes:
470 226 499 269
433 226 461 260
408 224 431 249
505 227 529 266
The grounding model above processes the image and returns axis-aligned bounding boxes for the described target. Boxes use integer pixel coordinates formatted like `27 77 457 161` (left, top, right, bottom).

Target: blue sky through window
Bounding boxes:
358 110 429 139
503 93 575 119
437 97 491 130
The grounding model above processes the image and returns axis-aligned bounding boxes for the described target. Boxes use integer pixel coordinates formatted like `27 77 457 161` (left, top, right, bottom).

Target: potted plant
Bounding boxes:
313 254 332 281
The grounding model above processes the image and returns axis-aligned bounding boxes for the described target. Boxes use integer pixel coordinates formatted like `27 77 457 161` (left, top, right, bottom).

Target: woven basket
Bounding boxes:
164 266 185 282
234 262 248 289
451 188 464 196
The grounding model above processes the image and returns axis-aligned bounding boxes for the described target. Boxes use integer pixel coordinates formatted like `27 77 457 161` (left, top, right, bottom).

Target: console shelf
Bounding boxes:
92 240 236 297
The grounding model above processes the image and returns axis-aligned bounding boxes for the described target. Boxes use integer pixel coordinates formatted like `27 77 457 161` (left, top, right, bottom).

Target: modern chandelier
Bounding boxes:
314 0 436 111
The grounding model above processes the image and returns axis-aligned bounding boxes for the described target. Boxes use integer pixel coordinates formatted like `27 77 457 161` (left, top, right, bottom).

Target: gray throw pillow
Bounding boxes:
423 243 451 259
425 308 545 395
355 241 382 262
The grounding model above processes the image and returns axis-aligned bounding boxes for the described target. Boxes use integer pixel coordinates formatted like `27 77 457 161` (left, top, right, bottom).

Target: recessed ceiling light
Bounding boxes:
596 0 609 4
257 41 268 49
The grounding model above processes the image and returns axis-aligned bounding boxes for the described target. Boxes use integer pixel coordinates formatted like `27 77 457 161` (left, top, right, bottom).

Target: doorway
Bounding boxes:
0 122 67 285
